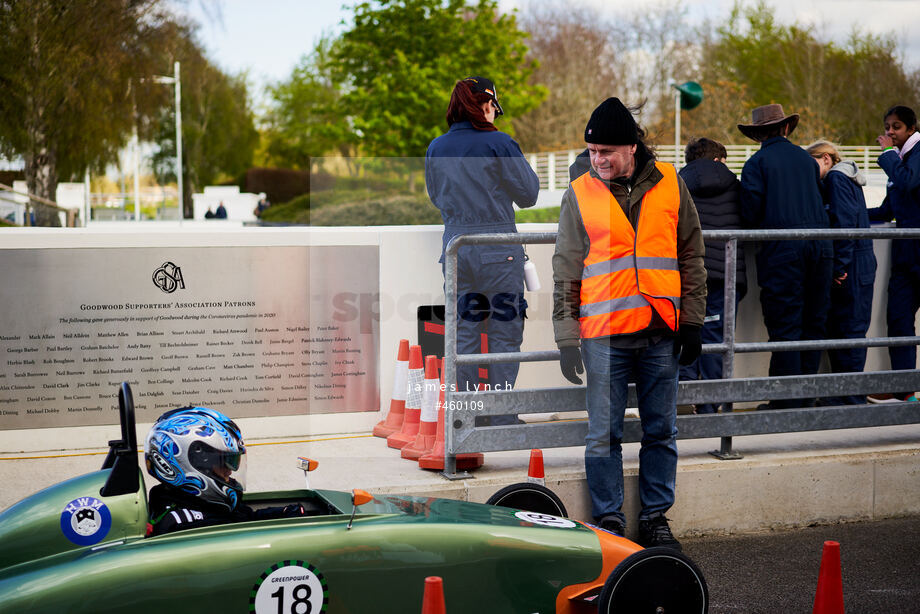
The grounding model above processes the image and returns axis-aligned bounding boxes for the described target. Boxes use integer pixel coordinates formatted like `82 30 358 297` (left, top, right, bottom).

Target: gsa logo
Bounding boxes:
153 261 185 294
60 497 112 546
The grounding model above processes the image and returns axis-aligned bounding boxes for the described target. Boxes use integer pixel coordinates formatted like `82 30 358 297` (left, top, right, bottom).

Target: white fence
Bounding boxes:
525 144 889 200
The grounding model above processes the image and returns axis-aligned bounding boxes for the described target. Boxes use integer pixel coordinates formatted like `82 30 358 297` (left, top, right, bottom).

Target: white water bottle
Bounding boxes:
523 256 541 292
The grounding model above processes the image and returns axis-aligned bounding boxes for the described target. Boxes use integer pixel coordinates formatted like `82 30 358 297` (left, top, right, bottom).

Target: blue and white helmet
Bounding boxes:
144 406 247 510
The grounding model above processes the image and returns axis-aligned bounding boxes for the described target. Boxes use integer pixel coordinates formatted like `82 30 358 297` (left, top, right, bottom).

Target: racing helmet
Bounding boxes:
144 406 247 510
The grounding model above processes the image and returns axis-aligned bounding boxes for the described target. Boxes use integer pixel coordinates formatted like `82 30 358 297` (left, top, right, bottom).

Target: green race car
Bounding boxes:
0 384 708 613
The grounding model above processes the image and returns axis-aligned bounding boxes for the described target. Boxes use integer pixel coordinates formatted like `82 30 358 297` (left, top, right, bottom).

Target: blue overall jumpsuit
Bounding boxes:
869 145 920 381
740 136 833 408
426 121 539 414
822 162 877 404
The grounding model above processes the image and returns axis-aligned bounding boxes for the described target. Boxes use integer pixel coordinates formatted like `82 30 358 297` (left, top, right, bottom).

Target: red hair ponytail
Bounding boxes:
446 80 497 131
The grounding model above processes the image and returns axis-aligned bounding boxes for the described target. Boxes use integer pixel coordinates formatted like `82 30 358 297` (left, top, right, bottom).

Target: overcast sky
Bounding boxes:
189 0 919 106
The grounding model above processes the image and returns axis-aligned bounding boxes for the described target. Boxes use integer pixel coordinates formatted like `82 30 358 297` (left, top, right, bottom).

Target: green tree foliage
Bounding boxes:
694 1 919 144
0 0 173 225
329 0 545 158
151 24 259 218
263 37 352 170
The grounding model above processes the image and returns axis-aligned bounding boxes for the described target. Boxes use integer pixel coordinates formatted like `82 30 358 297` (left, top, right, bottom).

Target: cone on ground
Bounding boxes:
419 363 484 471
812 541 844 614
526 449 545 485
402 355 440 460
374 339 410 438
421 576 446 614
388 345 424 449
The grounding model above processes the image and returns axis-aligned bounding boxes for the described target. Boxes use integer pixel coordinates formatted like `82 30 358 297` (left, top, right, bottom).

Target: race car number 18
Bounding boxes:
251 561 328 614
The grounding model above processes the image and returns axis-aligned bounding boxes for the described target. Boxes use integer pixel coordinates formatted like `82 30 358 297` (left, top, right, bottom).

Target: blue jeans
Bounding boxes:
582 336 679 524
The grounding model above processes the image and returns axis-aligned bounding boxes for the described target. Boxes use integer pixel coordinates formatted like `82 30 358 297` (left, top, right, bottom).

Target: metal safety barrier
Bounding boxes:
441 227 920 479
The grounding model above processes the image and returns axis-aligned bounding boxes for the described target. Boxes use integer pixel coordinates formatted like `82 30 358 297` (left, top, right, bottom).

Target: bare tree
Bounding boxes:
513 0 695 152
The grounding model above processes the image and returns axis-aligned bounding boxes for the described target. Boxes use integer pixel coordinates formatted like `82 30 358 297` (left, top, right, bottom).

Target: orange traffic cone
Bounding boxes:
812 540 844 614
374 339 410 438
421 576 446 614
419 363 484 471
388 345 424 449
402 355 440 460
527 449 545 485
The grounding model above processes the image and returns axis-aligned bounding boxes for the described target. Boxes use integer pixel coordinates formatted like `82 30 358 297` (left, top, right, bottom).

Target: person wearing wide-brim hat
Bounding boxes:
737 103 799 141
738 103 833 409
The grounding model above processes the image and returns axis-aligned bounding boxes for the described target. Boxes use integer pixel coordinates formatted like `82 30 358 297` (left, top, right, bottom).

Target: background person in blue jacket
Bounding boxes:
678 137 746 414
738 104 833 409
867 105 920 403
426 76 539 423
807 140 878 405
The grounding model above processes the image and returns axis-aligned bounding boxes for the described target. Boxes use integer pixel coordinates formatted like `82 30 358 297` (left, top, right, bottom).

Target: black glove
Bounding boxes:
674 324 702 366
559 346 584 385
281 503 306 517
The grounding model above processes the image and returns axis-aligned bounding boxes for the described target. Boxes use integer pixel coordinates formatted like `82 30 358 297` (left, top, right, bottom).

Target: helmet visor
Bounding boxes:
189 443 247 492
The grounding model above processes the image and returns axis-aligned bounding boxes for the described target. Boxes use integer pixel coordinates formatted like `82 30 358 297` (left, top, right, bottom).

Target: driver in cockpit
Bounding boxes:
144 406 304 536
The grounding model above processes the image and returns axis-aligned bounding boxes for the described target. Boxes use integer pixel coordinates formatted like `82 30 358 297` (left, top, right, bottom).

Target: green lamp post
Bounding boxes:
672 81 703 167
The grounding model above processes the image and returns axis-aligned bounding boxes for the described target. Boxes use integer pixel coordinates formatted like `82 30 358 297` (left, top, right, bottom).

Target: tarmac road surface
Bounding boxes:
682 516 920 613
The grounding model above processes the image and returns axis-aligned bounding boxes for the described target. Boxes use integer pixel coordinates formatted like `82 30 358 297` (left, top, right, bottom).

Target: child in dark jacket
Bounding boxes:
677 138 746 413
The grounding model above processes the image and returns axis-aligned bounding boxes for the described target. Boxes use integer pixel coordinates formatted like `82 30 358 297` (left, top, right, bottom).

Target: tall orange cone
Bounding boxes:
526 449 545 485
374 339 410 438
812 540 844 614
421 576 446 614
388 345 424 449
402 355 440 460
419 362 484 471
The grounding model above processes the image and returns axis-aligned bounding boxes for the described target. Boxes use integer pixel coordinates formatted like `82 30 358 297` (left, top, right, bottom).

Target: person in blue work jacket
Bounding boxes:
738 104 833 409
807 140 877 405
867 105 920 403
426 76 539 424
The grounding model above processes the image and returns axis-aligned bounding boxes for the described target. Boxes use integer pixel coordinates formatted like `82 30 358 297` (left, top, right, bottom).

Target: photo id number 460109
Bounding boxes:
444 400 484 411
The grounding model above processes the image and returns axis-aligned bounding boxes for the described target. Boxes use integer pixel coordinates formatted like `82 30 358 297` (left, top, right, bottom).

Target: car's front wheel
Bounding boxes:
596 546 708 613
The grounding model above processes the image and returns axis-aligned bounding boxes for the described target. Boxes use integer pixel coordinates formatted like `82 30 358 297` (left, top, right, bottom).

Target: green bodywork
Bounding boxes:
0 469 603 613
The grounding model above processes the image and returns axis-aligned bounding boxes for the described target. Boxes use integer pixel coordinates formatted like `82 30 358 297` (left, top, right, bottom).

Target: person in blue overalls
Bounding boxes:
867 105 920 403
807 140 877 405
426 76 539 424
738 104 833 409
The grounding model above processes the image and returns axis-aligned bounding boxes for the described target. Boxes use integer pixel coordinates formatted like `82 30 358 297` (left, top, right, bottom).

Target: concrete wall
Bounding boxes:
0 222 915 457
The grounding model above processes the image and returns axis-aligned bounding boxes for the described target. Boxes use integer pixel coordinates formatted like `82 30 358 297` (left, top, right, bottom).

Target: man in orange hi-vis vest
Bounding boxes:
552 98 706 550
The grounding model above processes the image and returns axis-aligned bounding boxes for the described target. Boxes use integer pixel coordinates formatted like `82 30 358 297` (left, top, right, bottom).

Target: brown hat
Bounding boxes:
737 104 799 140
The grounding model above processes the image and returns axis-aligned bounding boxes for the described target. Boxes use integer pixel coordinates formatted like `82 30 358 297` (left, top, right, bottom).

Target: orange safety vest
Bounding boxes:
573 162 681 339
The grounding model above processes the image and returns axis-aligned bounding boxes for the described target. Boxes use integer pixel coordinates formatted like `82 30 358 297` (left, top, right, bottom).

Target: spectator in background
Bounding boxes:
738 104 832 409
254 194 271 218
553 97 706 548
678 138 746 414
426 76 539 423
867 105 920 403
806 141 877 405
215 201 227 219
204 206 215 219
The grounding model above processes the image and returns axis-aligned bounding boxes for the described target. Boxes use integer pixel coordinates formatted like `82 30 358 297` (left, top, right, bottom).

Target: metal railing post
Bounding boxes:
441 237 466 479
712 237 742 459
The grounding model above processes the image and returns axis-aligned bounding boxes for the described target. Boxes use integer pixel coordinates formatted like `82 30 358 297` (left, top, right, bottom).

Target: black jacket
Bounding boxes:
679 159 747 290
147 484 302 536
